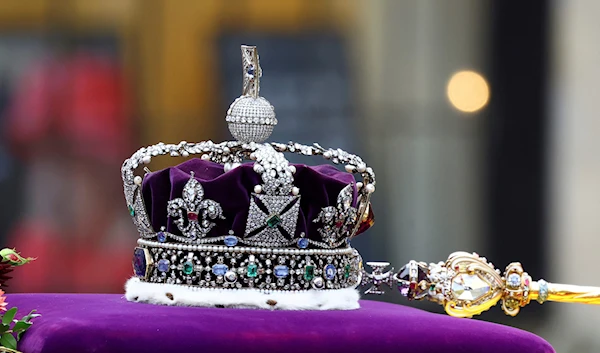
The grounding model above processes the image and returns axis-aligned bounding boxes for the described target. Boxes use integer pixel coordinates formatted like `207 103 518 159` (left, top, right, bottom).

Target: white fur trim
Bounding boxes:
125 277 360 310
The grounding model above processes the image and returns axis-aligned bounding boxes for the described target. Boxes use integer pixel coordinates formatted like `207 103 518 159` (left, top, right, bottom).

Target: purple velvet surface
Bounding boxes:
142 159 358 242
9 294 554 353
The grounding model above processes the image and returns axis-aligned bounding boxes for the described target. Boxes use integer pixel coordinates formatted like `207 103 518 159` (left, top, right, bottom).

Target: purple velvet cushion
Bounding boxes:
9 294 554 353
142 158 358 242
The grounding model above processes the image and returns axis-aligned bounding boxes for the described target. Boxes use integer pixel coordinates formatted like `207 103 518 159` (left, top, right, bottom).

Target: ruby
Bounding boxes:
187 212 199 222
355 203 375 235
397 263 428 300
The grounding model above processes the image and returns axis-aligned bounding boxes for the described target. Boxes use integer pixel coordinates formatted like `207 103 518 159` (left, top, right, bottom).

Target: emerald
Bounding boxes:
304 265 315 281
128 205 135 216
247 263 258 277
183 261 194 275
266 214 282 228
344 264 351 279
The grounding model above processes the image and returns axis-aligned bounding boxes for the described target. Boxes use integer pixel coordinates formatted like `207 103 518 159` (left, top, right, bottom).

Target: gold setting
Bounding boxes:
398 251 600 318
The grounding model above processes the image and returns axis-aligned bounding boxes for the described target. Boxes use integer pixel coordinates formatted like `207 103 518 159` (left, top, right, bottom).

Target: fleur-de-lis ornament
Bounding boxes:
314 184 358 245
167 173 225 241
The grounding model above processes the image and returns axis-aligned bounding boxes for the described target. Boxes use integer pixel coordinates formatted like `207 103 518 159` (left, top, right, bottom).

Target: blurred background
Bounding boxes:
0 0 597 351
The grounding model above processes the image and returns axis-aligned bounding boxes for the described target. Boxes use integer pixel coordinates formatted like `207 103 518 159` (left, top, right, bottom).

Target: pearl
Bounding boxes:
345 165 355 173
323 151 332 159
356 182 363 189
289 165 296 174
365 184 375 193
254 185 262 194
230 162 241 170
201 154 210 160
142 155 151 164
224 163 231 172
357 164 366 173
292 187 300 196
134 176 143 185
181 151 189 157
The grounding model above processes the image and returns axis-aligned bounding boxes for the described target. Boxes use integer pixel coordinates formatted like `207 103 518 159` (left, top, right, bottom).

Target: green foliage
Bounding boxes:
0 309 40 350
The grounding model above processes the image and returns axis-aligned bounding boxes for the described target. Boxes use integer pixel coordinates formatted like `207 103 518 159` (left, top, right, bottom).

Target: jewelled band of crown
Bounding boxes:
360 251 600 318
133 240 363 292
121 141 375 247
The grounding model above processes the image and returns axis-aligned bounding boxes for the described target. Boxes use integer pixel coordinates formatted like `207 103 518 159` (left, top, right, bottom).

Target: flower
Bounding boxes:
0 290 8 312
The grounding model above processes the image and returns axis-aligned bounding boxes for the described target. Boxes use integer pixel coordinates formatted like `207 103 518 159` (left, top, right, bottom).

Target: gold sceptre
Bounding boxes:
362 251 600 318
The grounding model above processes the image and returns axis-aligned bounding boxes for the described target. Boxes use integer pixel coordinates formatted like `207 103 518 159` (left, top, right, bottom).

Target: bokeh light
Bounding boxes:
447 70 490 113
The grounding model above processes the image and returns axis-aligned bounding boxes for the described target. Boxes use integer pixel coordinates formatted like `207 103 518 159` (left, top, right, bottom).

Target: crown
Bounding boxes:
122 46 375 310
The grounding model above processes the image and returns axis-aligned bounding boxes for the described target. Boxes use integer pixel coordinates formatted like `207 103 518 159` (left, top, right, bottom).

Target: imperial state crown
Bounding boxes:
122 45 375 310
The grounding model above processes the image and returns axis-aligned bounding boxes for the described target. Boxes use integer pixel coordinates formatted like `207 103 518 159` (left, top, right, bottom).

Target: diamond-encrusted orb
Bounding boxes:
226 96 277 143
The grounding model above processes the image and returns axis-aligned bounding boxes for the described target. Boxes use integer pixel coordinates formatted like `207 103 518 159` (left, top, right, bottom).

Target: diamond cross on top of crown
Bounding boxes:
226 46 277 143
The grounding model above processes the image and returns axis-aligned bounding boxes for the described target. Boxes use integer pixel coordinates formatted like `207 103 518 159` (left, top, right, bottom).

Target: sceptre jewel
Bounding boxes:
122 45 375 310
361 251 600 318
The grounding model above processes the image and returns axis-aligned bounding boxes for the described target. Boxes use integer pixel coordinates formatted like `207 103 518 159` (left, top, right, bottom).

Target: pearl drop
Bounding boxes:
142 155 151 164
254 185 262 194
357 164 366 173
345 165 354 173
365 184 375 193
356 182 363 189
323 151 332 159
292 187 300 196
230 162 241 170
181 151 189 157
289 165 296 174
201 154 210 160
134 176 143 185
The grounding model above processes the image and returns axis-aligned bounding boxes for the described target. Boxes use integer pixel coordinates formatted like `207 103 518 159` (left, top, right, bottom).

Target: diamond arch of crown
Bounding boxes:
122 140 375 248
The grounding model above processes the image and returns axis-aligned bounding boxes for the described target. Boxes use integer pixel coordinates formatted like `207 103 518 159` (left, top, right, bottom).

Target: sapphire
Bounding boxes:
274 265 289 278
212 264 229 276
133 248 147 278
297 238 309 249
224 236 238 247
324 264 336 280
157 231 166 243
158 259 170 272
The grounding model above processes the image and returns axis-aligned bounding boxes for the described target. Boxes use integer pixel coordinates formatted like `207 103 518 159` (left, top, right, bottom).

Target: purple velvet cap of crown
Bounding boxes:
142 158 360 243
